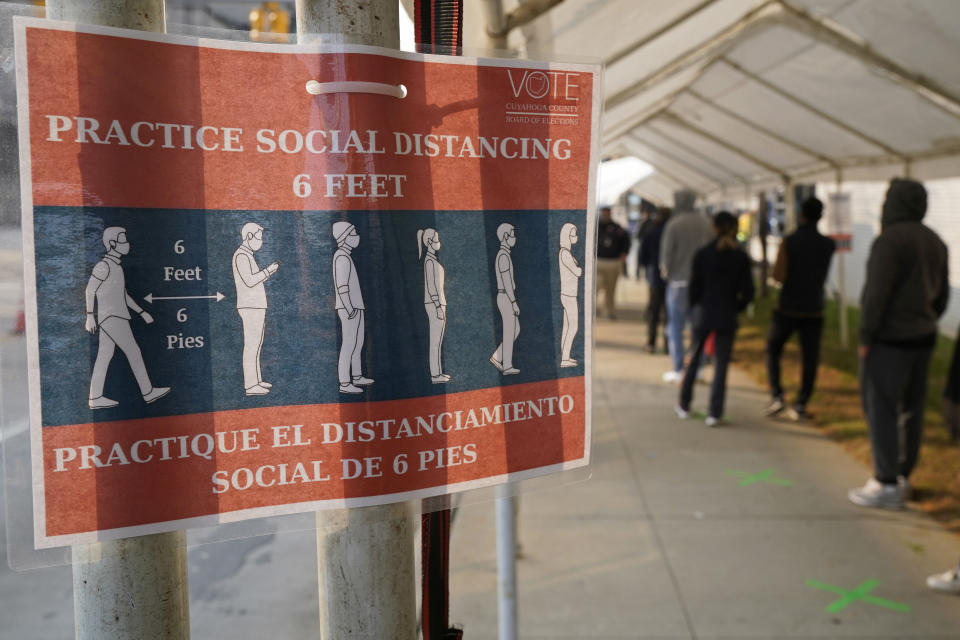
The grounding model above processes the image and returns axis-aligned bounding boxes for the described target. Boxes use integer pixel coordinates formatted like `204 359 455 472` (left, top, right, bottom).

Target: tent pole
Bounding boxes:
835 169 848 349
45 2 191 637
296 3 416 639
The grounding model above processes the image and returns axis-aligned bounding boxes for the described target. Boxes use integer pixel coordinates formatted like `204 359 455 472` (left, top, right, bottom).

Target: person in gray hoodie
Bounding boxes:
848 178 949 510
659 190 714 381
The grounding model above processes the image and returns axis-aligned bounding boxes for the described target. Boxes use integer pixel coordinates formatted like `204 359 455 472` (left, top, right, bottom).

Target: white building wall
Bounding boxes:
816 177 960 336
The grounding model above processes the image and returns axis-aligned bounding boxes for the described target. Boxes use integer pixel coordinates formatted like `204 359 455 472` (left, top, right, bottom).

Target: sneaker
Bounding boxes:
662 370 682 383
785 404 806 421
143 387 171 403
765 397 785 416
502 367 520 375
897 475 911 500
705 416 720 427
339 383 363 394
431 375 450 384
259 381 273 389
560 359 578 368
848 478 904 510
489 355 504 372
926 567 960 594
245 384 270 396
88 396 119 410
352 376 374 386
674 404 691 419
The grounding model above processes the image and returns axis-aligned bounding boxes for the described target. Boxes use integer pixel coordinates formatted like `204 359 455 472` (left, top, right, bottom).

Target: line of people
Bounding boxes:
631 179 957 594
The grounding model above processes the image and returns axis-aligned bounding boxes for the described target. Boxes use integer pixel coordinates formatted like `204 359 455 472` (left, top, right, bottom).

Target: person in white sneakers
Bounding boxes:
848 179 949 510
659 190 713 383
927 560 960 594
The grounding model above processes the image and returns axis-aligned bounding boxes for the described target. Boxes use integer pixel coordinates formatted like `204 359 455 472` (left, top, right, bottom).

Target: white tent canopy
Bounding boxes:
470 0 960 204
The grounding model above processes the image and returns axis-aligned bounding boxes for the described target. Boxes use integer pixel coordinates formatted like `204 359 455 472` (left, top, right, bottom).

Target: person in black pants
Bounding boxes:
765 197 836 420
675 211 754 426
639 207 671 352
848 178 949 510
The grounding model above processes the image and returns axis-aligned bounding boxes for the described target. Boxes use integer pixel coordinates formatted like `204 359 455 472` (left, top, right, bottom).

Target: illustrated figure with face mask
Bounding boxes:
490 223 520 375
85 226 170 409
418 228 449 384
559 223 582 367
333 221 373 394
233 222 279 396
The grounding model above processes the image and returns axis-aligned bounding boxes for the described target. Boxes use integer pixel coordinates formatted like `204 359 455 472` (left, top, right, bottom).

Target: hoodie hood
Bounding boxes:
882 178 927 227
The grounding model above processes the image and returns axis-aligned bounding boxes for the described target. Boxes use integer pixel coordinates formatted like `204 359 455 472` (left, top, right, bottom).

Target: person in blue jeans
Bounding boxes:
674 212 754 426
659 190 713 382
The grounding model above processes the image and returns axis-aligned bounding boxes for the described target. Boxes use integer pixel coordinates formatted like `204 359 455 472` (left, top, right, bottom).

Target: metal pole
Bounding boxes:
783 177 796 234
44 2 190 639
835 170 849 349
71 532 190 639
481 0 508 50
496 484 518 640
296 3 415 639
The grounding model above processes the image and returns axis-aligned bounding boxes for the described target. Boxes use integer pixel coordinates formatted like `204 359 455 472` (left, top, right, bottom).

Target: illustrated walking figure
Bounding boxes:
490 223 520 375
333 221 373 394
85 227 170 409
419 228 450 384
232 222 279 397
558 223 582 367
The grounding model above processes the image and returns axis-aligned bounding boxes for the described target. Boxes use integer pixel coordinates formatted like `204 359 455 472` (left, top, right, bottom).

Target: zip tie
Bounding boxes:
305 80 407 99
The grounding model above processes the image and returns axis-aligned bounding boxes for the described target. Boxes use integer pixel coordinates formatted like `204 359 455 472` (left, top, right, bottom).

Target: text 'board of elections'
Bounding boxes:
15 18 600 547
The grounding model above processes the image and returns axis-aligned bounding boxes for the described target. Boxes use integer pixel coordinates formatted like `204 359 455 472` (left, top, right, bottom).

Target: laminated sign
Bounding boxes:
14 18 600 547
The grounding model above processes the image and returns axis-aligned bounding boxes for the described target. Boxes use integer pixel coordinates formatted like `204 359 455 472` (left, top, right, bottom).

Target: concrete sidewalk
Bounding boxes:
448 280 960 639
2 278 959 638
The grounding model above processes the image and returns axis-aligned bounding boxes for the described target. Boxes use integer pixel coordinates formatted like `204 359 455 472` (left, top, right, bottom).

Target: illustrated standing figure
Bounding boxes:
85 226 170 409
232 222 279 396
419 228 449 384
558 223 582 367
333 221 373 394
674 212 754 426
848 178 949 510
490 223 520 375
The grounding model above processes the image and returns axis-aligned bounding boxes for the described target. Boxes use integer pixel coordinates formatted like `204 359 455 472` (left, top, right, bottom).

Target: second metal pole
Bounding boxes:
496 485 518 640
296 2 415 639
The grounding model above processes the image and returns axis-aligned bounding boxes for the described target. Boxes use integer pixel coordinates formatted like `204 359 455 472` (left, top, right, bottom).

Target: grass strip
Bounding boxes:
735 291 960 533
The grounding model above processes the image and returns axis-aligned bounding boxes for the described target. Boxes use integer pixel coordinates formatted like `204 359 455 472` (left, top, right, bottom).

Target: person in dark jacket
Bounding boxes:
639 207 671 353
596 206 630 319
849 178 949 510
766 197 836 420
634 204 656 280
674 211 755 426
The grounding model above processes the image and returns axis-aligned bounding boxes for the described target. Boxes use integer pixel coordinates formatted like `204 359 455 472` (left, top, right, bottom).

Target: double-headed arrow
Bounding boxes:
144 292 225 303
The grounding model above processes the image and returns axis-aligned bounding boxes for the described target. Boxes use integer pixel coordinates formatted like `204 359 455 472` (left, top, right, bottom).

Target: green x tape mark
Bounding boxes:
806 579 910 613
725 468 792 487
